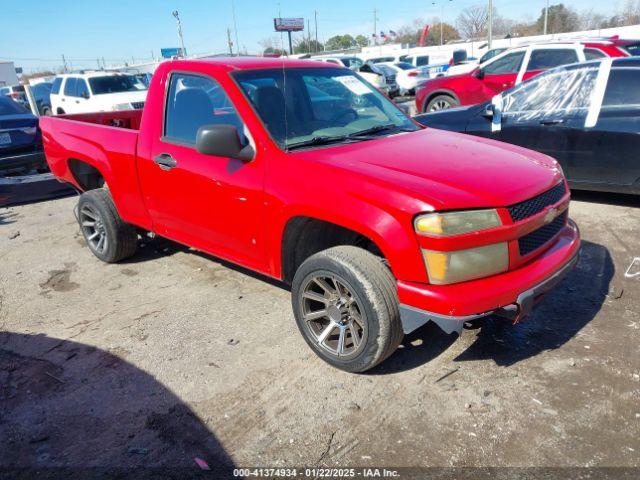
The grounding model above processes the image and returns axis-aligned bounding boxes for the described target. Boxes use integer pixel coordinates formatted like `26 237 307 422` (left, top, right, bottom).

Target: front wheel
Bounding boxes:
425 95 459 112
292 246 404 373
77 188 138 263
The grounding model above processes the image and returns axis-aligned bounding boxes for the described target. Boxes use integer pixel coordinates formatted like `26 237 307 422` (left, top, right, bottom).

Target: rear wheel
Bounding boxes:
425 94 458 112
292 246 403 373
77 188 138 263
41 106 52 116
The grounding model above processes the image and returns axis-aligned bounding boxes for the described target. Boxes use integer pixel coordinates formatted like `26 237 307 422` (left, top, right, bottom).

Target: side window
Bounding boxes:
359 64 375 74
76 79 90 98
63 78 77 96
483 52 525 75
51 77 62 95
502 66 598 122
164 73 245 145
602 68 640 108
416 56 429 66
527 49 579 71
584 48 606 61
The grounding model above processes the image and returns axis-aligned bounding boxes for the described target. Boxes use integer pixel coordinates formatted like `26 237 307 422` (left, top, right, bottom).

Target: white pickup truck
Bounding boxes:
50 72 148 115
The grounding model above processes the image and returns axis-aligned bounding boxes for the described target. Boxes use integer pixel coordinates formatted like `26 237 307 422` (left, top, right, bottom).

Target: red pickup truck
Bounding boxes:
41 57 580 372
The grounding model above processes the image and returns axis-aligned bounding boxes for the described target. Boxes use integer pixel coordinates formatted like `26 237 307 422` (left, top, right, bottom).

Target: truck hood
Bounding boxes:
296 128 563 211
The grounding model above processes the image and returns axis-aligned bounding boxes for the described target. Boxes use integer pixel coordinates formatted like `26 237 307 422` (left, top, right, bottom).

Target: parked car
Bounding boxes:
445 47 507 77
371 63 400 97
41 57 579 372
379 61 421 95
414 57 640 195
31 81 53 116
415 40 629 113
353 62 390 95
0 85 27 106
0 96 46 175
315 56 365 70
50 72 148 115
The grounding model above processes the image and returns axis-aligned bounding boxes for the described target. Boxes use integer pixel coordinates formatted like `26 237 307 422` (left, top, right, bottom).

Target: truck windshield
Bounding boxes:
233 67 417 150
88 75 147 95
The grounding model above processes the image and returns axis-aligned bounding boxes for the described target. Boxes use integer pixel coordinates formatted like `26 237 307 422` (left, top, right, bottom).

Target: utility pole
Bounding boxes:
61 54 68 72
227 28 234 55
543 0 550 35
231 0 240 56
314 10 318 53
373 8 377 45
172 10 187 57
487 0 493 49
102 57 106 69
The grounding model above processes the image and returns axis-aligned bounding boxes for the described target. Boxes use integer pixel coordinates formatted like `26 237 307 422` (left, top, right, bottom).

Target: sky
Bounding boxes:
0 0 626 72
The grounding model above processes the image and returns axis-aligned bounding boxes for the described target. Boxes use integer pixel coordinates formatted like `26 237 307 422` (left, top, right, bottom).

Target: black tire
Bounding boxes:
425 94 459 113
292 246 404 373
77 188 138 263
41 106 52 116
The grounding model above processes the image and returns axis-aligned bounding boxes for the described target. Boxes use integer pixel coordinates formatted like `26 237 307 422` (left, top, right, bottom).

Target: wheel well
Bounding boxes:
423 91 457 112
56 108 65 115
68 159 105 191
281 217 385 284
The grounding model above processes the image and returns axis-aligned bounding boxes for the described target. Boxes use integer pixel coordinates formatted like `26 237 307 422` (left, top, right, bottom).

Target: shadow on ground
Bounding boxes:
0 332 235 479
371 240 613 373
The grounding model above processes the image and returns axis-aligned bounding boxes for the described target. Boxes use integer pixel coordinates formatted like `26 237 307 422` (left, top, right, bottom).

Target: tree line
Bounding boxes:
261 1 640 54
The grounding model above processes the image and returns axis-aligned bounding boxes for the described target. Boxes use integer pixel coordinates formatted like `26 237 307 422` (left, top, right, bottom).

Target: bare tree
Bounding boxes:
456 5 490 39
619 0 640 25
579 9 608 30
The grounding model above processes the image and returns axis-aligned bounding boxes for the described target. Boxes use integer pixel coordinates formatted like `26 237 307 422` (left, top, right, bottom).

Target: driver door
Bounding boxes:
137 72 267 270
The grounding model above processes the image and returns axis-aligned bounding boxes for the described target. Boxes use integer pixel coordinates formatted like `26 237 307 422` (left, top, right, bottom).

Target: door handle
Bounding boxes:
540 119 565 126
153 153 178 171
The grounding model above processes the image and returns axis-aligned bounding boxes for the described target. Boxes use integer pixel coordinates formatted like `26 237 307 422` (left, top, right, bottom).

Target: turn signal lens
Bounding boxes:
415 209 502 237
423 242 509 285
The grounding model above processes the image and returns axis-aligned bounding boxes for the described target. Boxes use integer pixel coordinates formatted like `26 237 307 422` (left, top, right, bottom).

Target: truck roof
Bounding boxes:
165 56 332 71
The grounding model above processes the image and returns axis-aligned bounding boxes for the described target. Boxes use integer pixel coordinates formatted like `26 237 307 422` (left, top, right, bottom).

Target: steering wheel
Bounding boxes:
329 108 358 126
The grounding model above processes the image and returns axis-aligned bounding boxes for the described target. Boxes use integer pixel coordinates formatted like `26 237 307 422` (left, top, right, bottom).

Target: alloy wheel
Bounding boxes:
300 274 367 358
79 204 108 255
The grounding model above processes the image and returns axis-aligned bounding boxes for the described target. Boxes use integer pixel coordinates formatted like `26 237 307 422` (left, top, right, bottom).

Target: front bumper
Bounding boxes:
398 220 580 334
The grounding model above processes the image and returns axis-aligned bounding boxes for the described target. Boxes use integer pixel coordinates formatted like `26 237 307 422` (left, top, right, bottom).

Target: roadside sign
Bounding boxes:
161 48 186 58
274 18 304 32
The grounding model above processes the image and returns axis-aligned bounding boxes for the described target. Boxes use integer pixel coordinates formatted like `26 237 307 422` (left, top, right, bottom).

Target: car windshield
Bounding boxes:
394 62 414 70
623 42 640 56
0 97 29 115
88 75 147 95
234 67 418 150
341 57 364 69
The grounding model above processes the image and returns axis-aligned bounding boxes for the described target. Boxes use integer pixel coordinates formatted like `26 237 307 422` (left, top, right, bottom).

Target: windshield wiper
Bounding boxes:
285 124 416 151
286 135 353 151
347 123 415 139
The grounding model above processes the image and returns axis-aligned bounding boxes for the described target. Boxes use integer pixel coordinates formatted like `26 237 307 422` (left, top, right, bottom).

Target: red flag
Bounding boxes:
418 25 430 47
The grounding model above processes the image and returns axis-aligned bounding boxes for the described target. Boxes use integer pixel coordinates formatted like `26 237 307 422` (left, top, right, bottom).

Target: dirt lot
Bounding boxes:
1 191 639 477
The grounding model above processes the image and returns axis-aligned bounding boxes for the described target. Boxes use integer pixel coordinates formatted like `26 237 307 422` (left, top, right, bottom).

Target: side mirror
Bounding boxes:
196 124 254 162
81 92 90 99
473 68 485 80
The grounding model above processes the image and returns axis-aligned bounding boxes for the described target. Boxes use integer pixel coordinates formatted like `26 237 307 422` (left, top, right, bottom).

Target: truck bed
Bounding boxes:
39 108 151 229
56 109 143 130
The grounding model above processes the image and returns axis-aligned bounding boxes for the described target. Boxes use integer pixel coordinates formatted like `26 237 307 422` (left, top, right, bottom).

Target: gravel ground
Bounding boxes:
0 191 639 477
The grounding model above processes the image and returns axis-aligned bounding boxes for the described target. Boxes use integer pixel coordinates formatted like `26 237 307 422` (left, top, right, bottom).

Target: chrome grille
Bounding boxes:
508 183 566 222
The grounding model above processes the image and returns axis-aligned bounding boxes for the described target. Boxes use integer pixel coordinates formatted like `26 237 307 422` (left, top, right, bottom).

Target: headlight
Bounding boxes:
423 243 509 285
415 209 502 237
113 103 133 111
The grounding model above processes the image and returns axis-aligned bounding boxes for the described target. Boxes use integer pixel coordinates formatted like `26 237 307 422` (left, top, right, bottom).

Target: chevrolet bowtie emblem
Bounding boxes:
543 207 558 224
